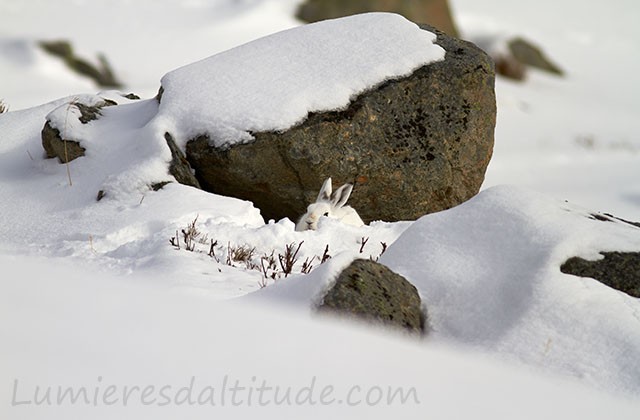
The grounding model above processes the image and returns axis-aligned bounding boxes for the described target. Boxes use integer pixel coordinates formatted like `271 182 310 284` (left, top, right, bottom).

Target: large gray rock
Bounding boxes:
318 259 425 334
185 23 496 223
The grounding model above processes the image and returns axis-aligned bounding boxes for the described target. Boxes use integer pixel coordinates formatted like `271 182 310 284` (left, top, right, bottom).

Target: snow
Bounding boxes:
450 0 640 220
0 0 303 110
158 12 444 147
382 186 640 395
0 38 97 110
1 0 640 417
2 253 640 419
247 186 640 396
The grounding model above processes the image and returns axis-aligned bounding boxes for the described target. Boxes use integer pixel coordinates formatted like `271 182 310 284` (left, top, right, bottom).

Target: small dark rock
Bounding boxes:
41 123 86 163
508 37 563 76
603 213 640 229
585 212 640 229
155 86 164 103
588 212 612 222
41 98 116 163
122 93 141 100
76 99 117 124
39 40 73 57
473 35 563 81
318 259 426 334
39 40 122 88
561 252 640 298
150 181 171 191
494 52 527 81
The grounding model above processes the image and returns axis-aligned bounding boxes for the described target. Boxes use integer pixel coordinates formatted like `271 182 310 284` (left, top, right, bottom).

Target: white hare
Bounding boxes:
295 177 364 231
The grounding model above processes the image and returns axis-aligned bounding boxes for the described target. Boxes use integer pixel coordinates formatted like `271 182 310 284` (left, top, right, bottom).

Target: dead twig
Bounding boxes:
208 239 219 262
301 255 316 274
321 244 331 263
278 241 304 277
359 236 369 253
181 215 200 251
169 230 180 249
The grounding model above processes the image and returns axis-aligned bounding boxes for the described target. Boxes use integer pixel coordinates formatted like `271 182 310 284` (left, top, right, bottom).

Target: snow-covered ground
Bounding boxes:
1 0 639 418
2 250 640 419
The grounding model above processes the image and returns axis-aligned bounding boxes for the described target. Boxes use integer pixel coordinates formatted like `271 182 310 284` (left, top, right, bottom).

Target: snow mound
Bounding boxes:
380 185 640 395
247 185 640 396
43 93 175 201
158 12 445 147
2 253 640 419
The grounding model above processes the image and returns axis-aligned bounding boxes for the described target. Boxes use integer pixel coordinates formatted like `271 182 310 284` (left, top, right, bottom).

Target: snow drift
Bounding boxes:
251 186 640 396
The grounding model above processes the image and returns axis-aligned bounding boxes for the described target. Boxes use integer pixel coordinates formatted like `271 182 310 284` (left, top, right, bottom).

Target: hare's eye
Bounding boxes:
323 212 329 217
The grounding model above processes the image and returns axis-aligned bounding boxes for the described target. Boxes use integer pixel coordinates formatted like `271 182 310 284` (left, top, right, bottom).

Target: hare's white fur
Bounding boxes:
295 177 364 231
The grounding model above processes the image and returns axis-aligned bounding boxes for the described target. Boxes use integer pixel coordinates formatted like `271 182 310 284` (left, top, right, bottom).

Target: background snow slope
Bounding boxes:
451 0 640 219
0 0 302 109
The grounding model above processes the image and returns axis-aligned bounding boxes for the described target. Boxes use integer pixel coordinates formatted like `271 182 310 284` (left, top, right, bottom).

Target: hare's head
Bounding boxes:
296 178 358 231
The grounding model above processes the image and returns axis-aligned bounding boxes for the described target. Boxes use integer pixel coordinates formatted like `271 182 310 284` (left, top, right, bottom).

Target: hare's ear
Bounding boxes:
316 177 332 202
331 183 353 208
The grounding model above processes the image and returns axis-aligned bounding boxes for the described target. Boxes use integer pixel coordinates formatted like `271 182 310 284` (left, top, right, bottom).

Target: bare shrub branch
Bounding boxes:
169 224 341 288
181 215 200 251
359 236 369 253
372 241 389 262
208 239 219 262
321 244 331 263
231 244 256 263
278 241 304 277
301 255 316 274
169 230 180 249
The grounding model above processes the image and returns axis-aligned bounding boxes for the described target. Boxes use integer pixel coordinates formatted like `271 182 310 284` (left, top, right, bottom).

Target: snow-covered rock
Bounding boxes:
41 94 117 163
157 12 445 147
178 17 495 224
